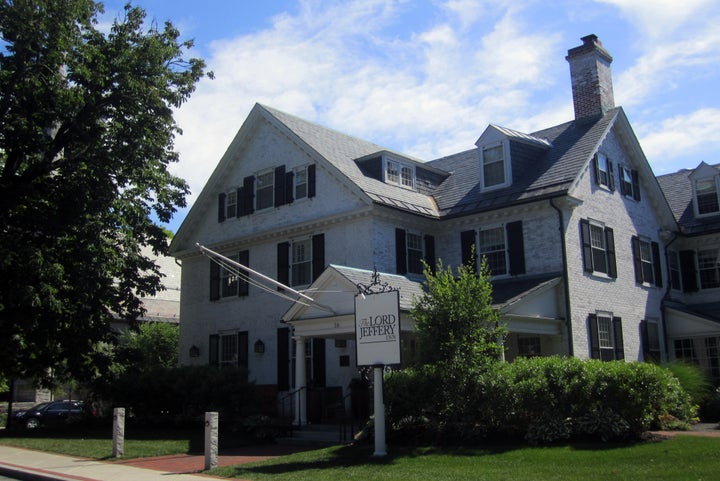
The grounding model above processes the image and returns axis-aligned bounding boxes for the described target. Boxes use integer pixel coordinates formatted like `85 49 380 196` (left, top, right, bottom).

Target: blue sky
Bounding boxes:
98 0 720 232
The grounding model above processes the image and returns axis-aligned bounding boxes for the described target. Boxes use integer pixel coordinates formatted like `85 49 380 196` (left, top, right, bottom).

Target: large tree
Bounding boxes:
0 0 208 388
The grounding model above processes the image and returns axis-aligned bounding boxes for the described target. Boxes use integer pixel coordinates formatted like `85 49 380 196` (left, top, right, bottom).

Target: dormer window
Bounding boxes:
480 141 511 190
695 177 719 215
385 158 415 189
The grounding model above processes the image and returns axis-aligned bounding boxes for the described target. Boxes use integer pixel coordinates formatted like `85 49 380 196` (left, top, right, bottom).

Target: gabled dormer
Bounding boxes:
475 125 551 192
689 161 720 218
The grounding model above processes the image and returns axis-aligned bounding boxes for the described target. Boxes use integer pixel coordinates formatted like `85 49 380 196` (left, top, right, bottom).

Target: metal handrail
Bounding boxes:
277 386 307 431
338 388 356 443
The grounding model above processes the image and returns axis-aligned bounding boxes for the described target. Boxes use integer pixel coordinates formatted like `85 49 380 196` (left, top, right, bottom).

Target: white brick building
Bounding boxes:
169 35 691 423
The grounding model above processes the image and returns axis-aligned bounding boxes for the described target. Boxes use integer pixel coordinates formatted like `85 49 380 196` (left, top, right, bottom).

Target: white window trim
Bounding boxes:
290 237 313 288
478 223 510 277
225 190 238 219
480 140 512 191
693 175 720 218
619 165 637 200
294 165 309 200
637 236 655 286
588 219 611 278
596 311 615 351
406 231 425 275
696 246 720 291
384 157 416 190
596 152 612 190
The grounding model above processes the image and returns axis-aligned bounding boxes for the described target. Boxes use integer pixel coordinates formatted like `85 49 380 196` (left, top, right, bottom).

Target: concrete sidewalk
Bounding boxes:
0 444 222 481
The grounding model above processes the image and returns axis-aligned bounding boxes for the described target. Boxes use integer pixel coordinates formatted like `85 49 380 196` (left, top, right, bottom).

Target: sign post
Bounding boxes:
355 270 400 457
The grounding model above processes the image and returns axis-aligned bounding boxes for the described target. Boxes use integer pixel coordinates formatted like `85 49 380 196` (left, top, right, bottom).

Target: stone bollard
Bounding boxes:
112 407 125 458
204 411 219 470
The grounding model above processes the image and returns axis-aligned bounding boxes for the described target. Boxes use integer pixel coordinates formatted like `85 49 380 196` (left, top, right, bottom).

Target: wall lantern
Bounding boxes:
254 340 265 354
189 345 200 358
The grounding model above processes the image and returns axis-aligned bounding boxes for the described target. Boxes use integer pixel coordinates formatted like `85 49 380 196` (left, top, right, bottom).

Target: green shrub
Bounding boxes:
663 361 713 407
385 356 696 445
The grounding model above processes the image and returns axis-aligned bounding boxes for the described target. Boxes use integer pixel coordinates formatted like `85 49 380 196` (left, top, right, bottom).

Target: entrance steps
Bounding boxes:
278 423 353 446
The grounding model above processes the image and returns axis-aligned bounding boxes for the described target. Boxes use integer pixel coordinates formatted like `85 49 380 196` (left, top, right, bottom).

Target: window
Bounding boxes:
404 232 424 274
696 177 720 215
385 159 415 189
481 143 506 188
593 153 614 190
631 236 662 287
255 170 274 210
619 166 640 201
460 221 525 276
209 250 249 300
668 251 682 290
518 337 541 358
212 331 248 373
295 166 308 199
479 226 507 276
697 248 720 289
589 313 624 361
580 219 617 277
291 239 312 286
674 338 698 364
225 191 237 218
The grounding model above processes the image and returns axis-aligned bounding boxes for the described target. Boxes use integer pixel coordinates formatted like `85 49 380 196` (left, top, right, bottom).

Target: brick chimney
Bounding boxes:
566 34 615 120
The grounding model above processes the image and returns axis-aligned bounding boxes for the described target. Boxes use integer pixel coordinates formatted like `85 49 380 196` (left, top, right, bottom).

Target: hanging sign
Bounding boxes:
354 290 401 367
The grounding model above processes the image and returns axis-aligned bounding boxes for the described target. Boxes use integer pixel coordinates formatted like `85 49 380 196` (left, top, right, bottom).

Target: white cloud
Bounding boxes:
637 108 720 173
597 0 715 39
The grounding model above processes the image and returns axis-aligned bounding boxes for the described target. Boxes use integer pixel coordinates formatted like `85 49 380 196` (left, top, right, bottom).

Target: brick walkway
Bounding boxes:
115 443 321 474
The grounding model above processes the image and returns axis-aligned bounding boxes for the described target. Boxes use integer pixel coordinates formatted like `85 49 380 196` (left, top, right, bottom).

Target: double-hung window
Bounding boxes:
697 247 720 289
594 153 614 190
479 226 507 276
294 166 308 200
406 232 424 275
481 143 506 189
225 190 237 218
589 312 624 361
210 251 250 300
580 219 617 278
620 166 641 200
255 169 274 210
631 236 662 287
695 177 720 215
291 239 312 286
668 250 682 290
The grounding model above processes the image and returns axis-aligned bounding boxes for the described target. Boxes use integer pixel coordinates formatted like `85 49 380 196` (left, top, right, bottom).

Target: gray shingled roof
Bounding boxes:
263 104 618 220
656 164 720 236
261 105 439 217
428 110 618 217
327 265 425 311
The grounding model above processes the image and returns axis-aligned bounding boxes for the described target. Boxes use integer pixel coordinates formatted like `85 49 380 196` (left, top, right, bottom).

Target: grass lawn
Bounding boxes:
0 425 194 459
209 436 720 481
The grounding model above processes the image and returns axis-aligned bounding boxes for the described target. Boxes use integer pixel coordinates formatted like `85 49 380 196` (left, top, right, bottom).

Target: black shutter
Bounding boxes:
640 319 652 362
424 234 436 273
580 220 594 273
238 250 249 296
239 175 255 216
209 334 219 367
274 165 286 207
277 327 290 391
592 154 600 187
238 331 249 369
312 233 325 282
605 227 617 278
632 170 641 201
651 242 662 287
312 338 326 388
612 317 624 360
285 171 295 204
210 260 220 300
235 188 242 218
506 221 526 276
679 250 698 292
307 164 316 198
461 230 477 272
277 242 290 289
631 236 643 283
588 314 600 359
218 193 226 223
395 228 407 275
607 160 615 191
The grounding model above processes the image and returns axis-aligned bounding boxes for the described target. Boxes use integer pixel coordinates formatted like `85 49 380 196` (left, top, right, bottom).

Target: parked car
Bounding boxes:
13 400 86 429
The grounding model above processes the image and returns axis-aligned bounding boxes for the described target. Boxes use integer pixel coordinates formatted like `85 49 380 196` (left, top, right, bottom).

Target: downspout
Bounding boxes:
550 198 574 356
660 232 679 362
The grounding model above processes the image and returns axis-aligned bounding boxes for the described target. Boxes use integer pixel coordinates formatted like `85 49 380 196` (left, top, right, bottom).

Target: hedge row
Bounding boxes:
384 356 696 445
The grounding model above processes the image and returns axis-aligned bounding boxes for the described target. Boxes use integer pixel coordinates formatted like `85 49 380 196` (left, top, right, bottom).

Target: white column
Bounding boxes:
204 412 219 470
294 336 307 426
112 407 125 458
373 366 387 457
